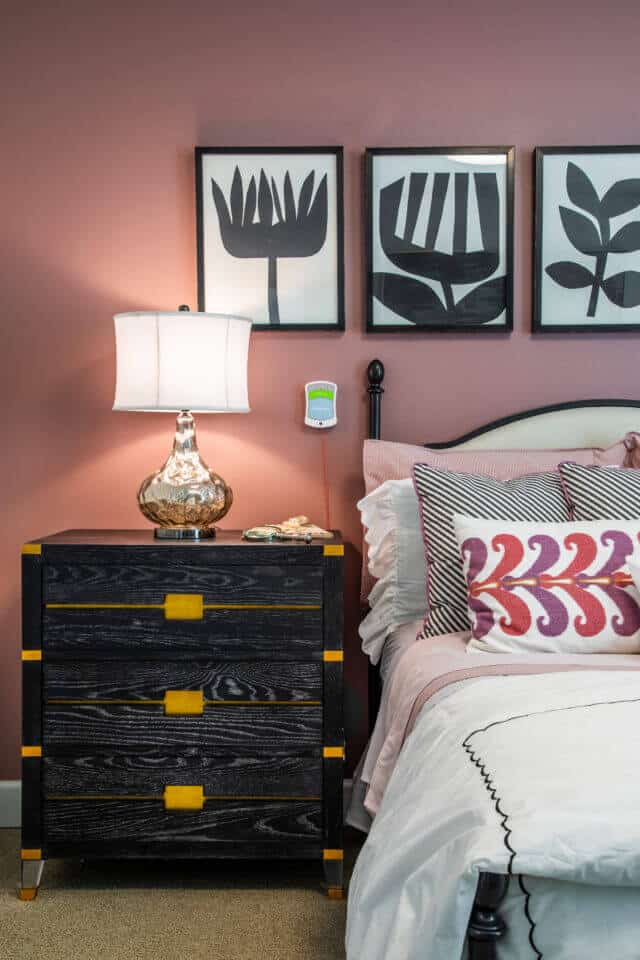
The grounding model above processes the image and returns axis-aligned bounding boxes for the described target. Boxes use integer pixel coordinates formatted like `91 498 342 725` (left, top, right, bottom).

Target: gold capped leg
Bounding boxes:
18 887 38 901
20 857 45 897
327 886 344 900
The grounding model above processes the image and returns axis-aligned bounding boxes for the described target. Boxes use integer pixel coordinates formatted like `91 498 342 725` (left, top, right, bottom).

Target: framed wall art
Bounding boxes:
196 146 344 330
365 147 514 333
534 146 640 333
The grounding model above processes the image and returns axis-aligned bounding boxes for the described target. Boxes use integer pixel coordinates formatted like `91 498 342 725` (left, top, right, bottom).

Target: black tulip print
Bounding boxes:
210 166 328 325
546 162 640 317
373 172 506 326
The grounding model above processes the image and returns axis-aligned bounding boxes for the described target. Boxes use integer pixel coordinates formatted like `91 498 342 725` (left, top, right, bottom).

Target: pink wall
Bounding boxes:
2 0 640 777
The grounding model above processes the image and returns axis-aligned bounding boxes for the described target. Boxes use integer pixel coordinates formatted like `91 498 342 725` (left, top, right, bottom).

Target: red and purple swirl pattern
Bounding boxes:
461 527 640 643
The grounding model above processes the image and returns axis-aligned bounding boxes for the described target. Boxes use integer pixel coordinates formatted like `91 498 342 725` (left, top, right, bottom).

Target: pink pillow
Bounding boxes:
363 440 603 493
360 438 630 602
623 432 640 467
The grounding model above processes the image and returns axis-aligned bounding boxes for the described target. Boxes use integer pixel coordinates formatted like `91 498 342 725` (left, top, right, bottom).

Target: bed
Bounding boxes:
346 360 640 960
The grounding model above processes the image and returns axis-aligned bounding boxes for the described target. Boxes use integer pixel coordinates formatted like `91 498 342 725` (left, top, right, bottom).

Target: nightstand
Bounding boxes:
20 530 344 900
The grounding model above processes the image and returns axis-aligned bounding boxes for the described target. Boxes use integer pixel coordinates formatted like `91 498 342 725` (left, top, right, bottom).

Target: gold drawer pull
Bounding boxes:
164 690 204 715
163 785 204 811
164 594 203 620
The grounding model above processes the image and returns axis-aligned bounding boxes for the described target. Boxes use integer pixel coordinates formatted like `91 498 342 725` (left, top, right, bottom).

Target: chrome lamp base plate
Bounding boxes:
154 527 215 540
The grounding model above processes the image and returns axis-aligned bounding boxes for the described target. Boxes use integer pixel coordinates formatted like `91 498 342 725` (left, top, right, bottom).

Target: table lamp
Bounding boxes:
113 307 252 539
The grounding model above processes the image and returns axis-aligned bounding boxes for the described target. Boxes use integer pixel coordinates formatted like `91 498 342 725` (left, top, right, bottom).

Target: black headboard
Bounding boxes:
366 358 640 448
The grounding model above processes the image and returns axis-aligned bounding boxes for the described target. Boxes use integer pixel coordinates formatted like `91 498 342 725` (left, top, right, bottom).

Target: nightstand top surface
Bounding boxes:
25 529 343 549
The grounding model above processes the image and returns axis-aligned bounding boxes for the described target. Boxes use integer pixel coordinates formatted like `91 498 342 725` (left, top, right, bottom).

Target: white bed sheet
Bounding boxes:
347 669 640 960
347 626 640 958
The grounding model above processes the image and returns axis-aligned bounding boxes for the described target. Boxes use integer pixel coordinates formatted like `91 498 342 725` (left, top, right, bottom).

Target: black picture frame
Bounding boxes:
196 146 345 331
534 146 640 334
365 146 515 333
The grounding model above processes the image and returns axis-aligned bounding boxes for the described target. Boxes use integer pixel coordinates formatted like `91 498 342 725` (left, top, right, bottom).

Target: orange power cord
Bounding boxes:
320 433 331 532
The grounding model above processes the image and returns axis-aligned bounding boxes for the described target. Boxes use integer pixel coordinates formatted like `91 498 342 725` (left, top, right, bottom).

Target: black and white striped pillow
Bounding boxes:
558 462 640 521
412 463 571 637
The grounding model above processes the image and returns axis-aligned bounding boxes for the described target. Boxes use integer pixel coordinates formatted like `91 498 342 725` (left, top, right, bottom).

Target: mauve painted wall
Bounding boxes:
2 0 640 778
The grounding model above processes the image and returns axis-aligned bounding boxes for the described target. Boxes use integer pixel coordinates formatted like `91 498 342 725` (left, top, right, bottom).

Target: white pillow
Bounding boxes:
453 513 640 655
358 479 426 663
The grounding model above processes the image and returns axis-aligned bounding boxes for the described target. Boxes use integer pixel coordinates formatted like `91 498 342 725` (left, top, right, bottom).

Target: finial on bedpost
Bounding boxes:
367 359 384 389
467 872 509 960
367 359 384 441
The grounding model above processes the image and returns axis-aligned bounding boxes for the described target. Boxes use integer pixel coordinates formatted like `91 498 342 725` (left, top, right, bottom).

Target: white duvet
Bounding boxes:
346 669 640 960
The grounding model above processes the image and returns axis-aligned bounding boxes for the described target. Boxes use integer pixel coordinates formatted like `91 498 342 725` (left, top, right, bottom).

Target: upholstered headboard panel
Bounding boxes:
427 402 640 452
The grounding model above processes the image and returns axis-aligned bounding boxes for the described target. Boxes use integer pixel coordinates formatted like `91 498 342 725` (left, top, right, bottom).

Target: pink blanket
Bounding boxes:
363 629 640 817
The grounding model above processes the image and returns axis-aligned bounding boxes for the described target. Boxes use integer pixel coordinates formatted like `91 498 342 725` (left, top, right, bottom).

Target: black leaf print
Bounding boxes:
601 179 640 219
297 172 315 223
558 207 601 256
608 222 640 254
372 271 448 326
454 276 507 325
243 177 257 228
545 261 595 289
547 163 640 317
601 271 640 308
566 162 601 218
257 171 273 228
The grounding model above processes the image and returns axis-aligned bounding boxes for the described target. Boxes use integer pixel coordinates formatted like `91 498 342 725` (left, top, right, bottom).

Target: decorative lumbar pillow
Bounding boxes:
357 479 426 664
558 461 640 521
454 514 640 654
412 463 572 637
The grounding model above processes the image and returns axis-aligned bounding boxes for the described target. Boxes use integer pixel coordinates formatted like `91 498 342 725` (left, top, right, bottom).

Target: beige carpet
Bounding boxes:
0 830 358 960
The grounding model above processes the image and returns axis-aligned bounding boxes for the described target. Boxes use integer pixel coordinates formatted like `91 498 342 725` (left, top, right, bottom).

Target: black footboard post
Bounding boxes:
467 872 509 960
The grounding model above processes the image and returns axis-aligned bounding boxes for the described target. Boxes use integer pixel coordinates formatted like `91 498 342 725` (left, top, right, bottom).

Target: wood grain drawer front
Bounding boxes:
43 607 322 657
44 661 322 704
44 562 323 604
44 799 322 847
43 753 322 798
43 704 322 753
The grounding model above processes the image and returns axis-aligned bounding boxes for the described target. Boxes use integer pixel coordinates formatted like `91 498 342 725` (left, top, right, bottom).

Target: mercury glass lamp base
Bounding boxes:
154 527 215 540
137 410 233 538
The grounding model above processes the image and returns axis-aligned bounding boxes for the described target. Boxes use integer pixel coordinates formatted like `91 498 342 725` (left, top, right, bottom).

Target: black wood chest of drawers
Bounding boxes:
20 530 344 900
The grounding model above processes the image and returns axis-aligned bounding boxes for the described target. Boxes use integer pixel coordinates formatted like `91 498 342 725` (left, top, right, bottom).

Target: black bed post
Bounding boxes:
366 360 385 735
367 359 384 441
467 872 509 960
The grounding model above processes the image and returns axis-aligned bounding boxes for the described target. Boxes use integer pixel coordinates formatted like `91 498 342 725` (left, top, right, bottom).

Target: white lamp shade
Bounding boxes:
113 311 252 413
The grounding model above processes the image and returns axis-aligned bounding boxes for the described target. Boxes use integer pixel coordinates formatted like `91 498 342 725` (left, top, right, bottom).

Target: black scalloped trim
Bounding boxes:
463 730 543 958
463 694 640 959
